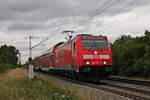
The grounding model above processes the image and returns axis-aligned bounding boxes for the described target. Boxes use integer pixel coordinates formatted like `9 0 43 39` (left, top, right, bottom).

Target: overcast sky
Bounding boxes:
0 0 150 63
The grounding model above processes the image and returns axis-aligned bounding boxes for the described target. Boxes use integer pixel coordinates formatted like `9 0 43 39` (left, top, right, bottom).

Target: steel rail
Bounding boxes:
108 76 150 87
103 81 150 96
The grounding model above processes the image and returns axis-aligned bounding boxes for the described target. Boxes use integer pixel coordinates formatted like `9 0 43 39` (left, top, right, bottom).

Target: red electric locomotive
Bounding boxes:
32 34 112 81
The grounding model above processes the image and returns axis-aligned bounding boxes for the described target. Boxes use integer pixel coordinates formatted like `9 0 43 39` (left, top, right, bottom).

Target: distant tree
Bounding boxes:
112 30 150 78
0 45 19 65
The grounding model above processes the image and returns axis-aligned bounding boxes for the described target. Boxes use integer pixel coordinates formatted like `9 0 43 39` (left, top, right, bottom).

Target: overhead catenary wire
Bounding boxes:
69 0 126 33
87 0 110 18
24 24 73 52
71 0 88 18
109 0 136 16
74 0 139 33
19 33 54 52
95 0 137 32
98 9 150 33
69 0 90 26
31 36 49 49
88 0 121 20
72 0 123 32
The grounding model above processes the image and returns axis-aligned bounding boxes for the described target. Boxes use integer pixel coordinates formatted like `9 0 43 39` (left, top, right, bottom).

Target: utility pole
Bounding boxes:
28 36 34 79
29 36 34 60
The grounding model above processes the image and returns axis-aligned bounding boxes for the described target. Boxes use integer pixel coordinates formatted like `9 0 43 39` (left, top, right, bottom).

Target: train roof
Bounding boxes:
54 42 64 48
33 46 55 60
76 34 93 36
54 34 106 48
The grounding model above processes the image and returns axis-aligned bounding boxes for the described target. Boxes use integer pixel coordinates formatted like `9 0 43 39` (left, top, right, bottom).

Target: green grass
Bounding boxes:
0 78 80 100
0 63 16 73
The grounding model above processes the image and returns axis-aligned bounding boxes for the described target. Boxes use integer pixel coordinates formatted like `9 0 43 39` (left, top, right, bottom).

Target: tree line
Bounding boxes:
112 30 150 78
0 45 19 65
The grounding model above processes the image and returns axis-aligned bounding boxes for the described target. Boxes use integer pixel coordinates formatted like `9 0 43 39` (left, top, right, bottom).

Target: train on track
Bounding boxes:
32 34 112 81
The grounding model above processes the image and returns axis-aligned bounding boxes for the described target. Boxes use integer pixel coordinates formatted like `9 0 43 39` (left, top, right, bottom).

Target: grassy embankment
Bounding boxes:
0 63 16 73
0 68 80 100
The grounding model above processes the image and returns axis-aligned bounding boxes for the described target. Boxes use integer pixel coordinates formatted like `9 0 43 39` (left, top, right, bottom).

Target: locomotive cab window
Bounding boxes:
82 39 108 49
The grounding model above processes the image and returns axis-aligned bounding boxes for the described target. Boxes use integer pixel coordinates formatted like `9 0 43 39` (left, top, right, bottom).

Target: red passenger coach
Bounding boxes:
32 34 112 81
33 47 55 71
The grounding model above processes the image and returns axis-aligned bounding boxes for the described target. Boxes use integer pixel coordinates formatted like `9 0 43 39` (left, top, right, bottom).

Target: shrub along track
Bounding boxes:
35 71 150 100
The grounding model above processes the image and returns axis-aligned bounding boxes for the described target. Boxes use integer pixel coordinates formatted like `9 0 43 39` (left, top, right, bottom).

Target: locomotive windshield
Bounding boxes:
82 39 108 49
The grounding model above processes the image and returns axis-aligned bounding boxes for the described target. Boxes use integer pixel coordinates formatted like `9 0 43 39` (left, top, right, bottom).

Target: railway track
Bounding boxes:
108 76 150 87
102 80 150 99
36 71 150 100
104 80 150 95
79 80 150 100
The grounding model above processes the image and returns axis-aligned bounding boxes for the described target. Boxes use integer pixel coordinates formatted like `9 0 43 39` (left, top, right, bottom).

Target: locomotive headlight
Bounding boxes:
94 51 98 54
83 55 93 59
86 61 90 64
99 54 109 59
103 61 107 64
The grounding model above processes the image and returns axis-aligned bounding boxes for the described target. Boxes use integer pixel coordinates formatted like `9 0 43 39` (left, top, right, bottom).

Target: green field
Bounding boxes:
0 68 80 100
0 78 80 100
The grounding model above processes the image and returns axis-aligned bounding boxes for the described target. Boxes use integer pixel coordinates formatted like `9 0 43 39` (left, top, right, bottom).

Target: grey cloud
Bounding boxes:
7 21 47 31
0 0 76 21
0 0 148 22
0 0 149 27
